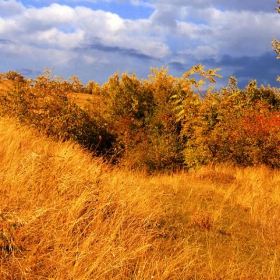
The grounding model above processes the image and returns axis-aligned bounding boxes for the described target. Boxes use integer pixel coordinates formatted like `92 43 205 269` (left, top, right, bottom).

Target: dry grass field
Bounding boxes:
0 77 93 108
1 116 280 279
0 80 13 95
68 92 95 108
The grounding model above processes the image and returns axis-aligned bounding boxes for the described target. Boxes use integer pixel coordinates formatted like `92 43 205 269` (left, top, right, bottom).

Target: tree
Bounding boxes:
4 71 25 83
272 1 280 81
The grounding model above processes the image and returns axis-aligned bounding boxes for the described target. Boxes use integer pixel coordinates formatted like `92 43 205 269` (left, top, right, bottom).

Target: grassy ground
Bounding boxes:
1 116 280 279
0 80 13 94
68 92 95 108
0 78 96 109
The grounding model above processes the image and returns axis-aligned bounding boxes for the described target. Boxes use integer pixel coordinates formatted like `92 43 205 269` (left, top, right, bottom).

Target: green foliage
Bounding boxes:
99 65 222 171
138 68 185 171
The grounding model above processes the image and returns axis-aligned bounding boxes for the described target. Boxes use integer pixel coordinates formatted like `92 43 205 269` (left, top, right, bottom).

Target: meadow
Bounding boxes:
1 2 280 279
1 116 280 279
2 67 280 278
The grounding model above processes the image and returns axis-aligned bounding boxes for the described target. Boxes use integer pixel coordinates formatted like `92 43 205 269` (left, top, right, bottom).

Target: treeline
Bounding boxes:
1 66 280 171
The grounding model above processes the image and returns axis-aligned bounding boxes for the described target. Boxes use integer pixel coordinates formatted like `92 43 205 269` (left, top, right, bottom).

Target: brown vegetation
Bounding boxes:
0 4 280 275
1 117 280 279
3 65 280 172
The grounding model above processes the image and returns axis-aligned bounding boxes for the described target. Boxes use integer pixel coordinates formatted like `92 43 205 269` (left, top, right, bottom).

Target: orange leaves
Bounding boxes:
178 78 280 168
1 66 280 171
240 113 280 138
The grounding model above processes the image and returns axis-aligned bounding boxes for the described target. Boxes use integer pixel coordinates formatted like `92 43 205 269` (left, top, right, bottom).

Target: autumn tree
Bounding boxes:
175 74 280 169
0 69 114 154
137 67 185 171
4 71 25 83
172 64 222 168
98 72 154 163
272 0 280 81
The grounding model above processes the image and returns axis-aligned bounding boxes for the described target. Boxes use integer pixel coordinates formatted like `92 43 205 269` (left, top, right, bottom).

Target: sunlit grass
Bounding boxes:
1 117 280 279
68 92 95 108
0 77 94 109
0 80 13 94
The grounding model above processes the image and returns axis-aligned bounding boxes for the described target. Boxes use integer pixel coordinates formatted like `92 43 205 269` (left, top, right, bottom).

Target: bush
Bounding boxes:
98 69 186 171
0 71 114 156
4 71 25 83
178 78 280 168
1 66 280 171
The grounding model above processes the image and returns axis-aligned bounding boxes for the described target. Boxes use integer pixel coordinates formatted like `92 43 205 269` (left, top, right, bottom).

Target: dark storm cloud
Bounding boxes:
18 68 41 77
168 61 187 72
0 38 15 45
203 52 280 88
79 42 155 60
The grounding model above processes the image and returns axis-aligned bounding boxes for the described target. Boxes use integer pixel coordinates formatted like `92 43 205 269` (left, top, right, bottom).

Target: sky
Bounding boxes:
0 0 280 88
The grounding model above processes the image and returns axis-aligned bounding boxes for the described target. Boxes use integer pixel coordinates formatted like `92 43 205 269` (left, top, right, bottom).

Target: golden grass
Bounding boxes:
0 78 95 109
0 80 13 94
1 117 280 279
68 92 95 108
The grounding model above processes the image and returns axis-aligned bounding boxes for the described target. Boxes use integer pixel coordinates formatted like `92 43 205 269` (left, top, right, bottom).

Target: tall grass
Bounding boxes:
1 117 280 279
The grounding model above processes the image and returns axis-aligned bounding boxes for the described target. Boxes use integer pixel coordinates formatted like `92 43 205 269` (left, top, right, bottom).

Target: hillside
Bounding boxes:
0 79 13 94
1 116 280 279
68 92 94 108
0 75 93 109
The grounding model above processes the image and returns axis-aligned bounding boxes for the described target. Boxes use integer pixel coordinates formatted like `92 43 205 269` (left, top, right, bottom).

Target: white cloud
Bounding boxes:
0 0 24 16
203 9 280 56
0 0 280 86
160 6 280 59
34 28 85 49
0 2 170 59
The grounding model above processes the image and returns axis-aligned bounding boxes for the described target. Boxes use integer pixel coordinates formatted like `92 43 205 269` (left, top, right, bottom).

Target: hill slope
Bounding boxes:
1 117 280 279
0 79 13 94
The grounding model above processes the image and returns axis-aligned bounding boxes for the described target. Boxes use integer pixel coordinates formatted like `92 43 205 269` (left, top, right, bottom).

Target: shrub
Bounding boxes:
178 78 280 168
4 71 25 83
0 71 114 155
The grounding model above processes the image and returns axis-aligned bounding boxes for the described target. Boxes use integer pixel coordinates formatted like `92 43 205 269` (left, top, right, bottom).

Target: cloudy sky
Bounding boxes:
0 0 280 88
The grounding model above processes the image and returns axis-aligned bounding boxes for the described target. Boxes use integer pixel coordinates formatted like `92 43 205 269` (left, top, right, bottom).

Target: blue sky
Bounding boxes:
0 0 280 88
